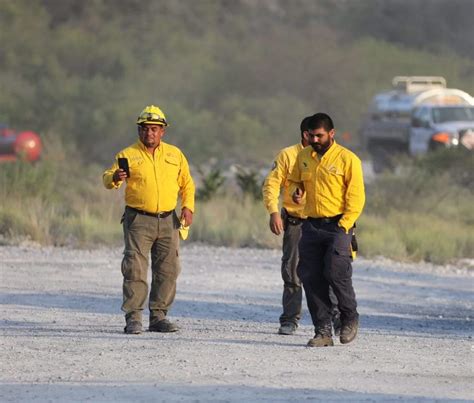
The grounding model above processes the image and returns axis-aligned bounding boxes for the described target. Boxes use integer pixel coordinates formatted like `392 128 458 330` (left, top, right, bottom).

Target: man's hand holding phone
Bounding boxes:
113 158 130 183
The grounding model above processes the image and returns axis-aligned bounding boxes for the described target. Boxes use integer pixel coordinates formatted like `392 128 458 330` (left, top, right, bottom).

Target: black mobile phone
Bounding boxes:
118 157 130 178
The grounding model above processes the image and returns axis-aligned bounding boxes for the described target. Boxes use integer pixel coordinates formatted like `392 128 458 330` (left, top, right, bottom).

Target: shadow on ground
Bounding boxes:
1 287 472 337
0 382 470 402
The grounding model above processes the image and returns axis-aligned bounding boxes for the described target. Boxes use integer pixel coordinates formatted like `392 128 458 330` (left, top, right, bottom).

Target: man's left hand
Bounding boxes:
181 207 193 227
269 212 283 235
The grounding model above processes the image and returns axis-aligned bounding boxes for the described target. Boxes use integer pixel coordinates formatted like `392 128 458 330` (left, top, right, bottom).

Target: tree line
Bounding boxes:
1 0 473 168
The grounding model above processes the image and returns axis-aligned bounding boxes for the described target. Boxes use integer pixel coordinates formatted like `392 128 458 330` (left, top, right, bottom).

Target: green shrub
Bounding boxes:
196 166 226 201
235 167 263 201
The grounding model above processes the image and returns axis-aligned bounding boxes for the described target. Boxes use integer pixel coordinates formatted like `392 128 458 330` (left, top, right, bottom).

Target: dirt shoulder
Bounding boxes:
1 245 473 402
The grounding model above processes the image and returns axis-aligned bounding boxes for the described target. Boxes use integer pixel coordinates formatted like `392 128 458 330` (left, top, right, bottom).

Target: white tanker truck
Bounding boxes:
360 76 474 172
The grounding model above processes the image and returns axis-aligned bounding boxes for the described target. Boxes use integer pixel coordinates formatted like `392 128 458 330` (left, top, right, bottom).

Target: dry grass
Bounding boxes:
1 148 472 264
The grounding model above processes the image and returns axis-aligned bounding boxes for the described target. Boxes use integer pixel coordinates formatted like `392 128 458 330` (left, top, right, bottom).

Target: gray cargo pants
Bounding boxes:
121 207 181 323
279 209 303 326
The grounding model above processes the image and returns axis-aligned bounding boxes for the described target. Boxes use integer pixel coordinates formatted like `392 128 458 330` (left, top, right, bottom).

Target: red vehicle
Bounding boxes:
0 124 42 162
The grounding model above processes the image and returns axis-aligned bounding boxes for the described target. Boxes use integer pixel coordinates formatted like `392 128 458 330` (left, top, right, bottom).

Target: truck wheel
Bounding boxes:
371 148 395 174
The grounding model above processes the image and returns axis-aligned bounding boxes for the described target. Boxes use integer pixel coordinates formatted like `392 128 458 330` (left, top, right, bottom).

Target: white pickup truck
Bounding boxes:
360 76 474 172
409 104 474 155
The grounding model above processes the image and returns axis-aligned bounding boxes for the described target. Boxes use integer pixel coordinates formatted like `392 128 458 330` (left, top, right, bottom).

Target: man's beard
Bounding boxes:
311 141 331 154
141 136 159 148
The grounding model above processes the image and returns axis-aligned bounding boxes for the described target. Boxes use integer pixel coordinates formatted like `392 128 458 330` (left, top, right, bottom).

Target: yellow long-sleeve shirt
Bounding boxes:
288 141 365 232
103 140 195 213
262 143 306 219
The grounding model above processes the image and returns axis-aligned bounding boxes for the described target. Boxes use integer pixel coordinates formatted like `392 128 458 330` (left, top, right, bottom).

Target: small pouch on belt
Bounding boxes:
351 223 358 252
351 234 358 252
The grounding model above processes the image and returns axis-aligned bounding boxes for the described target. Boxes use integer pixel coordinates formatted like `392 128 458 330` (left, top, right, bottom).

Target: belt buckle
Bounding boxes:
287 216 300 225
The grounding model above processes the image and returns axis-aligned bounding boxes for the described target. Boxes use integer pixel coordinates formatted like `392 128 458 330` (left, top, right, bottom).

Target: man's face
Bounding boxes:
307 127 335 154
138 124 165 148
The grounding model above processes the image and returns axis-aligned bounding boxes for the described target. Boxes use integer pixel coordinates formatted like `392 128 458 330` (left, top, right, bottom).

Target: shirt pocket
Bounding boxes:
301 171 313 184
320 165 344 186
321 165 344 178
164 155 180 179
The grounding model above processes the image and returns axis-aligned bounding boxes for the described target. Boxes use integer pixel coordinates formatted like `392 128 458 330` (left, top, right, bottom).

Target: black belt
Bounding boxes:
287 215 303 225
126 206 173 218
307 215 342 224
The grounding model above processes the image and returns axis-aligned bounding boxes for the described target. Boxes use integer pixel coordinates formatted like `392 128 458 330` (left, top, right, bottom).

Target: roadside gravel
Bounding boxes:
1 244 473 402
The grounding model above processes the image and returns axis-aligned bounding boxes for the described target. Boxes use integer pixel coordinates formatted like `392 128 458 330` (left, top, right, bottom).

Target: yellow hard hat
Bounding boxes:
136 105 168 126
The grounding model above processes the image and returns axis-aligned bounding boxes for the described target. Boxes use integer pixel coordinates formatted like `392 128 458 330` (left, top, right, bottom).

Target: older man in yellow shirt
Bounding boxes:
103 105 195 335
290 113 365 347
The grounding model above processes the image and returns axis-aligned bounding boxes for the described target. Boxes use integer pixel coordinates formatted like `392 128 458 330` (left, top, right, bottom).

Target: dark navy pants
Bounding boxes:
297 219 358 329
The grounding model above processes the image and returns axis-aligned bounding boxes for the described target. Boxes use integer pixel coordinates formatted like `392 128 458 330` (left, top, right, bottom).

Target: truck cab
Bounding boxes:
410 105 474 155
360 76 474 172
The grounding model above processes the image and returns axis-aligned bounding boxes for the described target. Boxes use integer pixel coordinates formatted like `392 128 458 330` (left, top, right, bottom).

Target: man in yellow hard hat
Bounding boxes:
263 116 340 336
103 105 195 335
290 113 365 347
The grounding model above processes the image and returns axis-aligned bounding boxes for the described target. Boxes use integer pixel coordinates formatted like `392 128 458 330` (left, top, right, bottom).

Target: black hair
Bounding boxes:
300 115 312 137
307 113 334 132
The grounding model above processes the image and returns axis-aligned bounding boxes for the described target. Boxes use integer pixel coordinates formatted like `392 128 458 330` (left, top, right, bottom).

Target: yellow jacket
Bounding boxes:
288 141 365 232
103 141 195 213
262 143 306 219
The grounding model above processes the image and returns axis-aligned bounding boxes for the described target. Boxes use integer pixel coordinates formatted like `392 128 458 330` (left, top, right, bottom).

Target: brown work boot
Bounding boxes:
149 318 179 333
124 320 142 334
340 319 359 344
332 311 342 337
124 312 142 334
307 323 334 347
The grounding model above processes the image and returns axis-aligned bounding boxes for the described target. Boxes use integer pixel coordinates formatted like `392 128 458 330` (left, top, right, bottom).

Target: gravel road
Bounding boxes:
1 244 473 402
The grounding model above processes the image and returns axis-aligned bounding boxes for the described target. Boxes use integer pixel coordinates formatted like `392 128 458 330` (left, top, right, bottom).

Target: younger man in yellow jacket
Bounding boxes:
290 113 365 347
263 115 341 336
103 105 195 335
262 117 311 335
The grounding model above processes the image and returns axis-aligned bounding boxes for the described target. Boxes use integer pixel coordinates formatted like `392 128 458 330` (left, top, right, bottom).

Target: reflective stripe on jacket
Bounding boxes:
262 143 306 219
288 141 365 232
103 140 195 213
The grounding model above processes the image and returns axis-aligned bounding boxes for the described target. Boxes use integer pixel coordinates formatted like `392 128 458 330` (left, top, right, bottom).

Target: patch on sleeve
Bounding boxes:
271 161 277 170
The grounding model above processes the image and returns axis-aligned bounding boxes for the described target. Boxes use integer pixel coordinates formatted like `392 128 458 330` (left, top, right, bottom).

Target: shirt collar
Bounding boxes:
311 140 338 160
136 140 162 154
